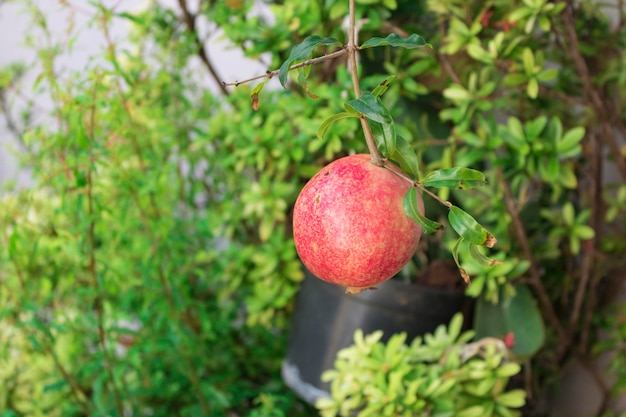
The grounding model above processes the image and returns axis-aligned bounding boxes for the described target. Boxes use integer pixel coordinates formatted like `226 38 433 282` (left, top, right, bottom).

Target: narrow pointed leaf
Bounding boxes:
390 136 420 178
370 119 396 157
361 33 431 49
403 187 443 234
469 243 502 266
250 80 267 111
279 36 342 87
317 112 359 141
344 92 391 124
448 206 496 247
452 237 471 284
422 167 486 189
372 75 396 98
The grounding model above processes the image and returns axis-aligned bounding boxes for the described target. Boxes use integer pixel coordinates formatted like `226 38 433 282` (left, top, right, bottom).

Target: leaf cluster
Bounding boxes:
317 314 525 417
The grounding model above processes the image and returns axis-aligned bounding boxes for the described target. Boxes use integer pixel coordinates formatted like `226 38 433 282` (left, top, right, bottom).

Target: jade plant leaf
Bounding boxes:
279 36 342 87
474 284 546 360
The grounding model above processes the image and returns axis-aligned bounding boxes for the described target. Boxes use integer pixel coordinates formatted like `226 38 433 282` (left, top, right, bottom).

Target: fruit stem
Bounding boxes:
383 162 453 208
347 0 383 166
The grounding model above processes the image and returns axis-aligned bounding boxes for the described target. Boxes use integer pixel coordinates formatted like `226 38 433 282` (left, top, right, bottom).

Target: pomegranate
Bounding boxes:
293 154 423 292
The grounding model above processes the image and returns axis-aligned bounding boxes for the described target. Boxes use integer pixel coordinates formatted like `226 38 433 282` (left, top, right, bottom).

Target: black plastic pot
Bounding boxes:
282 270 471 404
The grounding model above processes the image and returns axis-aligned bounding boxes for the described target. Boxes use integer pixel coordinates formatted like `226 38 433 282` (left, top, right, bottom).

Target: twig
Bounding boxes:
436 23 462 85
538 86 586 108
569 131 598 332
497 169 568 346
222 49 348 87
347 0 383 166
384 161 452 207
176 0 229 96
560 2 626 183
46 341 91 415
579 129 603 351
85 79 125 417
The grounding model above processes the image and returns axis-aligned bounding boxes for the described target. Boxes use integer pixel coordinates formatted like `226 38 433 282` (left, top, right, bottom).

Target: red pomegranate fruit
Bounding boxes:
293 154 423 293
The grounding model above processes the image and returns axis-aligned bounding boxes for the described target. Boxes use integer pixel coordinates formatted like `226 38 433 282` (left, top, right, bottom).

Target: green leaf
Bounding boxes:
469 243 501 266
562 202 575 226
496 390 527 408
421 167 487 189
372 75 396 98
345 92 392 124
522 48 535 74
537 67 559 82
317 112 359 141
448 206 496 247
279 36 342 87
250 80 267 111
360 33 430 49
390 136 420 178
573 225 595 240
557 126 585 157
457 405 487 417
452 237 471 284
527 78 539 99
370 119 396 157
443 84 471 101
403 187 443 234
466 43 493 64
474 285 546 360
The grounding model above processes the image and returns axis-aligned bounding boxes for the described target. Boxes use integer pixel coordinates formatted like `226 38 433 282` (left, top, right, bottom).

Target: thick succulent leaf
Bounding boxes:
474 285 546 360
279 36 342 87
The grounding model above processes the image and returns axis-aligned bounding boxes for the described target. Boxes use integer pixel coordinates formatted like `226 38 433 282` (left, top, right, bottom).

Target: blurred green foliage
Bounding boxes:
0 0 625 415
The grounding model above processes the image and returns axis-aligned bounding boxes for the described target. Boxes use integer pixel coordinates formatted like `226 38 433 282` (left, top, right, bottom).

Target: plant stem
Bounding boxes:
383 162 452 207
222 49 348 86
560 1 626 183
496 169 568 346
85 78 125 417
177 0 229 96
347 0 383 166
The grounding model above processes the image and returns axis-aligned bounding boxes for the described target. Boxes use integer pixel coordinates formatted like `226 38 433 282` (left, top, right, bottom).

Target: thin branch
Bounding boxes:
176 0 229 96
222 49 348 87
436 22 462 85
86 80 125 417
384 161 452 207
497 169 568 346
538 86 586 108
579 130 603 351
560 2 626 183
347 0 383 166
46 341 91 415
